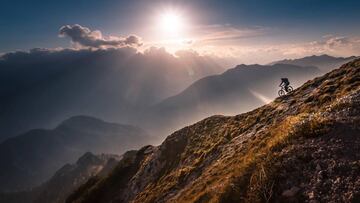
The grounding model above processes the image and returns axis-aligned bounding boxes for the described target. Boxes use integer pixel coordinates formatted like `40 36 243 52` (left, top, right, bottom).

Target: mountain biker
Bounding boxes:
279 78 290 92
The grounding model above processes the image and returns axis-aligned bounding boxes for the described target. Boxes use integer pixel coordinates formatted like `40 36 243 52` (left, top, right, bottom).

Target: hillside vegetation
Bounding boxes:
67 59 360 203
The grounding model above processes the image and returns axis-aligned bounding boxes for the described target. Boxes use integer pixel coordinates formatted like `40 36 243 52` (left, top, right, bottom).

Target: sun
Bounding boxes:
158 11 185 37
153 9 192 51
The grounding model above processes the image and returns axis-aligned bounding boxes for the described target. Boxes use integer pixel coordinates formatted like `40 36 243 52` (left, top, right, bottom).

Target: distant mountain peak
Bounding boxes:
270 54 358 72
57 115 106 128
0 115 149 192
76 152 102 166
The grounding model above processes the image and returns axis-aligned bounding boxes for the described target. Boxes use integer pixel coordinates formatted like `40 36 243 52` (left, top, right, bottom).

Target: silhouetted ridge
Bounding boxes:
270 54 358 72
58 116 106 128
76 152 102 166
143 63 321 136
0 115 150 192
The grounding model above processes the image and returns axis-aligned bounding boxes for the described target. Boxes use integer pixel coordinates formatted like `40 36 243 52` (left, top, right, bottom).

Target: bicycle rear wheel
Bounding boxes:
278 89 285 96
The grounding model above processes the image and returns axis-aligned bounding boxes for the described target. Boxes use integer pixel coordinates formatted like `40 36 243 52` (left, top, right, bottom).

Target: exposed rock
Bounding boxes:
282 186 301 197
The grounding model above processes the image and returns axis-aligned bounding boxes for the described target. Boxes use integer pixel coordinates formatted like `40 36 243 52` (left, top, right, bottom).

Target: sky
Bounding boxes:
1 0 360 64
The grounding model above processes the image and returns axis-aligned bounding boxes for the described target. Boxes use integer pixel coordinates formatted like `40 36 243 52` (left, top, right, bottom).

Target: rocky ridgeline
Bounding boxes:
67 59 360 203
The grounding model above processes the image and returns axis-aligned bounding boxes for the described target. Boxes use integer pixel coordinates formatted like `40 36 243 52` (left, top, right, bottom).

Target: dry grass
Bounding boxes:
218 112 333 203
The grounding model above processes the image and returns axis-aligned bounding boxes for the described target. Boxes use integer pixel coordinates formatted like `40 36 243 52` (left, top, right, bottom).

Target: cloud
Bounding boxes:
188 35 360 64
310 36 351 49
284 36 360 57
192 24 267 44
59 24 142 48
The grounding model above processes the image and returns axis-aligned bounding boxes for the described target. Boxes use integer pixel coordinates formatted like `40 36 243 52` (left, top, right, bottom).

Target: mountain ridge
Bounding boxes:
0 115 149 192
0 48 223 140
67 58 360 202
141 63 321 136
270 54 358 72
0 152 120 203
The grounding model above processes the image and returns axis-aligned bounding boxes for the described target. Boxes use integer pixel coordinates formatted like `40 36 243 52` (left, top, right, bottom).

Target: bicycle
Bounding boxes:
278 85 293 96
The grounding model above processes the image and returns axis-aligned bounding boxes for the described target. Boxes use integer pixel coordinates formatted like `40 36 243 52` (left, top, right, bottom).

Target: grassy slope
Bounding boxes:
67 59 360 203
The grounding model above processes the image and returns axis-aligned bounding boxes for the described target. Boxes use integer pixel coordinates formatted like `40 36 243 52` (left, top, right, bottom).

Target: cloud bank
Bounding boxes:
196 24 267 43
190 35 360 64
55 24 359 65
59 24 142 48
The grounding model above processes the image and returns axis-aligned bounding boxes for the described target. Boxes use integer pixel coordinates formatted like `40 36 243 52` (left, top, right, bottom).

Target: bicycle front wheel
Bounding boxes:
287 86 293 92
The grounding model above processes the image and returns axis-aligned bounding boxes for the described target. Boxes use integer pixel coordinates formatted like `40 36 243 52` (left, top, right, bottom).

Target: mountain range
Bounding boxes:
0 50 355 143
0 53 358 198
0 152 120 203
0 48 223 140
66 58 360 203
270 54 357 72
141 63 321 135
0 115 149 192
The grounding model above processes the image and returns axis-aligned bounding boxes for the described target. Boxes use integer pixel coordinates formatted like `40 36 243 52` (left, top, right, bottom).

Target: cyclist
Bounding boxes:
279 78 290 92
